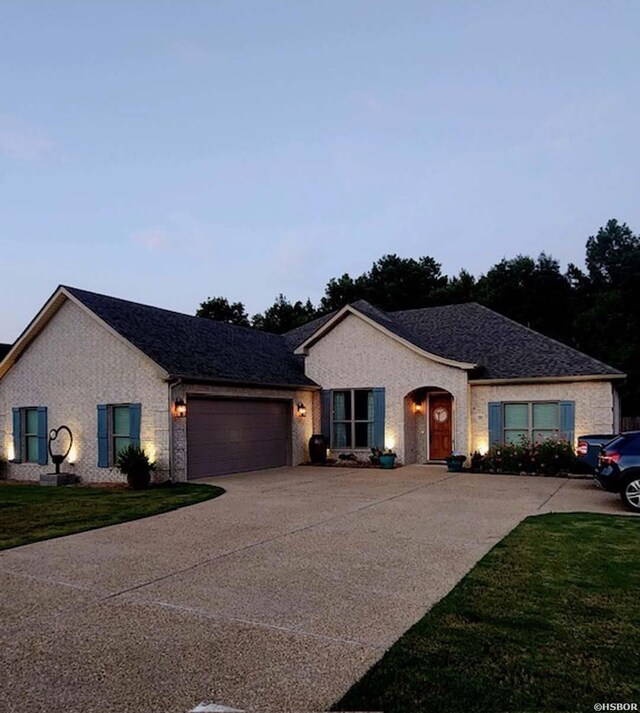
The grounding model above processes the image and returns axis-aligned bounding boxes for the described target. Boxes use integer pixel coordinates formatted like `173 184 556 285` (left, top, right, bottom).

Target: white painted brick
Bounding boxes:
303 313 469 462
0 299 170 483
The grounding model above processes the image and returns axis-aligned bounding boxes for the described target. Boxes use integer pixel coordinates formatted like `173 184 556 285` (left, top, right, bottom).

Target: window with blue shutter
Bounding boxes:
560 401 575 445
327 388 384 449
320 390 332 440
12 407 22 463
11 406 48 464
129 403 141 447
97 405 109 467
98 403 142 466
490 401 574 446
373 387 385 449
488 402 502 447
37 407 48 465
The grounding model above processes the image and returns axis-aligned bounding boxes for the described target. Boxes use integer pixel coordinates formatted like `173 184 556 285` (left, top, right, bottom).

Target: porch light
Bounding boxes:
174 398 187 418
297 402 307 417
413 402 423 415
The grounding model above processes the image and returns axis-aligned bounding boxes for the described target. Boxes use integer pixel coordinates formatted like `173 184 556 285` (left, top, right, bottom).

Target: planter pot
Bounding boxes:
126 469 151 490
379 453 396 469
446 457 466 473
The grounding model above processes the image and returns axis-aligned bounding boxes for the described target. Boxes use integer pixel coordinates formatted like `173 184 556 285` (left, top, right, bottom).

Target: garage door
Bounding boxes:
187 398 291 479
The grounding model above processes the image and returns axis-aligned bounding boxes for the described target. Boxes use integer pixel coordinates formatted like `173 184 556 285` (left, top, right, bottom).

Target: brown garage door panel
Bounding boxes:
187 398 291 479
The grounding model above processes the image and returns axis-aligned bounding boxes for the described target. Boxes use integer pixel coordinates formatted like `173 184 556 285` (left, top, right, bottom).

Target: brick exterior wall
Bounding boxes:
469 380 618 453
0 299 170 483
170 382 315 481
303 313 470 463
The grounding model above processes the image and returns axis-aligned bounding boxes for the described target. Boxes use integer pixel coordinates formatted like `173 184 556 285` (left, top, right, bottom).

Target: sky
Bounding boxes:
1 0 640 341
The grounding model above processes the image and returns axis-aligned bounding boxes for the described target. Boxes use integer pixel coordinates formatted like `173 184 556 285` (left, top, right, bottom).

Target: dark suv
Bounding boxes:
595 431 640 513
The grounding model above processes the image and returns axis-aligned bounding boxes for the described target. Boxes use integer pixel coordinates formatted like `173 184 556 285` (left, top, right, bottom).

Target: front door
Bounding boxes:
429 394 452 460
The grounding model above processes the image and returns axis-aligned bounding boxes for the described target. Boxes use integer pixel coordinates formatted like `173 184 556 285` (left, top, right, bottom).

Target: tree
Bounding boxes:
475 253 573 341
320 254 447 312
320 273 367 313
586 219 640 286
576 220 640 413
252 294 317 334
434 269 477 305
196 296 250 326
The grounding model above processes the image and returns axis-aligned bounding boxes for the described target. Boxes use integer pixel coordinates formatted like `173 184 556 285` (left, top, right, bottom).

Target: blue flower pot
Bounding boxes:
379 453 396 469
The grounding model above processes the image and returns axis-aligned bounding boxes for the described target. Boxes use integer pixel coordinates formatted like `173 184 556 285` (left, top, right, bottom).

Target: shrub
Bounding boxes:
0 456 6 479
486 435 576 476
116 444 155 490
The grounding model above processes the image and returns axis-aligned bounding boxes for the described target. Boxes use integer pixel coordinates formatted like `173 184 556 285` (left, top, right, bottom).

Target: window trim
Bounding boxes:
331 388 375 450
502 401 561 444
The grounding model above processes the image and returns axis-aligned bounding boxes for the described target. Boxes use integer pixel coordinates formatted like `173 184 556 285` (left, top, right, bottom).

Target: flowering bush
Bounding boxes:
485 435 576 476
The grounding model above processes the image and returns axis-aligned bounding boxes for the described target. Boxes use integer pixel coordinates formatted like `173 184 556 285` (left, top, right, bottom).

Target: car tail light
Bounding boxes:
599 452 621 465
577 440 588 456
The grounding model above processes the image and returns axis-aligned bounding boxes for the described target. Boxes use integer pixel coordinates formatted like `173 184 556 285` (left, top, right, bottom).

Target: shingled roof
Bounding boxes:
287 300 623 381
65 287 316 387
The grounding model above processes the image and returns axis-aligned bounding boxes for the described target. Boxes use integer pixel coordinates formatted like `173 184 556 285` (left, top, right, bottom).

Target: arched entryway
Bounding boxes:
404 387 455 463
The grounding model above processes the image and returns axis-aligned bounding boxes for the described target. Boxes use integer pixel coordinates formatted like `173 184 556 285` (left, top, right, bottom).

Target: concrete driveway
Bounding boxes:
0 466 628 713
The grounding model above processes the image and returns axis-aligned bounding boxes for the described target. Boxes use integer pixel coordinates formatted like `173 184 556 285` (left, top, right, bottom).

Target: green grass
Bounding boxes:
0 481 224 550
335 513 640 713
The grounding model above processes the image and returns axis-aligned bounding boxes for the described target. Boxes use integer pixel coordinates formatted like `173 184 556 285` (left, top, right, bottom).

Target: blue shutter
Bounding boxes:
97 405 109 467
373 387 385 449
129 403 141 447
12 407 22 463
488 402 502 448
37 407 48 465
560 401 575 445
320 390 332 441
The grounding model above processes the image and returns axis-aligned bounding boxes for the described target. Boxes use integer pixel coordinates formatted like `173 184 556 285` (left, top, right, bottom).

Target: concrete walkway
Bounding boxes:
0 466 629 713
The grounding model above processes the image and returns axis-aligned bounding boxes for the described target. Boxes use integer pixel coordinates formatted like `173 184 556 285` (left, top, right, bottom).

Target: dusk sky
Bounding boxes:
2 1 639 342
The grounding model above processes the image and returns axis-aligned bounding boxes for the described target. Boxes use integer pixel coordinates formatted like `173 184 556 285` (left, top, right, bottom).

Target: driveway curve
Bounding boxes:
0 466 627 713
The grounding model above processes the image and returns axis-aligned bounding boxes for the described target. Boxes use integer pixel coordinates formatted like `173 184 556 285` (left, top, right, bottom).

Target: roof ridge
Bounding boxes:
390 302 480 315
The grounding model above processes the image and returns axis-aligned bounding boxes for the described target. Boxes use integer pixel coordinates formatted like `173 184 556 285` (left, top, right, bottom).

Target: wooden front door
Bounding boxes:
429 394 452 460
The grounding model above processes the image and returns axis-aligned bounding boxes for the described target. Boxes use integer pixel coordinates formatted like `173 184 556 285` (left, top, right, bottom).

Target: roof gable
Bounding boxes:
293 302 478 370
63 287 315 387
286 300 624 381
0 286 316 388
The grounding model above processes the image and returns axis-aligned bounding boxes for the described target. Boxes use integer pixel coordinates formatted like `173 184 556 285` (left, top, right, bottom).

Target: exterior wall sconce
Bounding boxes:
297 402 307 417
174 398 187 418
413 402 423 415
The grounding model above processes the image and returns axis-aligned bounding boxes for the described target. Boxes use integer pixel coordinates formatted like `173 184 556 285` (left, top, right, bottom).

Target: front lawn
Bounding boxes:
0 481 224 550
335 513 640 713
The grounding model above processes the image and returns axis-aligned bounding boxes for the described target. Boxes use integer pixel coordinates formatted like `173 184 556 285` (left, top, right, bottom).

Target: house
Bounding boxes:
0 286 624 482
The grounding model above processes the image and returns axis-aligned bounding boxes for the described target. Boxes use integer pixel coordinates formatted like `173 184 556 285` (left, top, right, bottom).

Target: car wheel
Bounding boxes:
620 476 640 513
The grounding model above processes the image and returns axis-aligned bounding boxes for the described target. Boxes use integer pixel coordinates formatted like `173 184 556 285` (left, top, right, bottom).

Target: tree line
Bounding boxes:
196 219 640 414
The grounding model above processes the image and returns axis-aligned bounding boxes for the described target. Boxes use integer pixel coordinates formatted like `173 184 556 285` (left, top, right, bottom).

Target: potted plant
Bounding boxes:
445 451 466 473
379 449 397 469
470 450 484 473
116 444 155 490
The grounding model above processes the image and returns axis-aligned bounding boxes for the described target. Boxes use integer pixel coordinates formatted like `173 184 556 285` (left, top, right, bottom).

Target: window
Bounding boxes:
112 405 132 459
24 408 40 462
332 389 374 449
504 402 560 444
97 403 141 467
11 406 47 464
